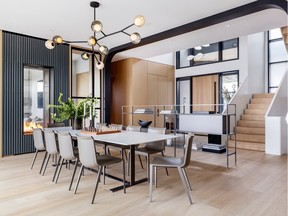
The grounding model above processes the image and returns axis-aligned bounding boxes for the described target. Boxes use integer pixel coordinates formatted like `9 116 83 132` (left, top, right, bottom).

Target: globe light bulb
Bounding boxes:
45 40 55 49
99 45 109 55
52 35 63 44
91 20 103 32
134 15 145 27
87 36 97 46
81 53 90 60
96 61 104 70
130 33 141 44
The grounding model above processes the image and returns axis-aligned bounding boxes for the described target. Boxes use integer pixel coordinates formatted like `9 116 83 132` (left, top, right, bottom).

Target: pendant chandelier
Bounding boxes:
45 1 145 69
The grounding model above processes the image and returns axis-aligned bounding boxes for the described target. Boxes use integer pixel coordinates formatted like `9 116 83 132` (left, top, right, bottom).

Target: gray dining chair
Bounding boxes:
149 132 194 204
134 127 168 180
42 130 59 178
31 128 47 174
55 132 80 191
74 136 126 204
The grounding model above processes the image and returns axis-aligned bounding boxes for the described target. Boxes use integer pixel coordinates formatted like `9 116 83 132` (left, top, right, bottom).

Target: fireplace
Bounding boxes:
23 66 50 135
23 117 43 135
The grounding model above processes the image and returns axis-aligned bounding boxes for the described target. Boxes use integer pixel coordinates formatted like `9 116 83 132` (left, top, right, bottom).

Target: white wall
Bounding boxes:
266 71 288 155
145 53 174 65
247 32 265 93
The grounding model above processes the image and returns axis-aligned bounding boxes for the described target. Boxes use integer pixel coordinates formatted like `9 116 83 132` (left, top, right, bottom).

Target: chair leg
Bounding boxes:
149 164 154 202
39 152 48 174
161 152 169 176
74 165 84 194
91 166 103 204
122 159 126 194
147 155 150 182
177 167 192 204
52 155 62 182
55 158 65 183
182 168 192 191
42 154 51 176
69 158 79 191
30 150 39 169
155 166 158 188
103 166 106 185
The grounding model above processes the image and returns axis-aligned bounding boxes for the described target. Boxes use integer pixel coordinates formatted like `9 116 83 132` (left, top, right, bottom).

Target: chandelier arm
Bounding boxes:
122 31 131 37
121 23 134 32
91 46 100 63
98 29 128 41
63 40 87 44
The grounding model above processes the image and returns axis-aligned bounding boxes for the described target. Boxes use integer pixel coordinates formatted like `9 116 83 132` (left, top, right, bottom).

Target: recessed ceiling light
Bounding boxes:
195 46 202 50
226 24 231 28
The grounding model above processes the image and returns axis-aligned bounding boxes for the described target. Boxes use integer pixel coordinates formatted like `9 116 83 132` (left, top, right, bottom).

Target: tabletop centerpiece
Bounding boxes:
48 93 97 130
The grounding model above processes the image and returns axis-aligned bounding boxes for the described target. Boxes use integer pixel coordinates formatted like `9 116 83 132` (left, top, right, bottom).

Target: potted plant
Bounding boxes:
48 93 97 129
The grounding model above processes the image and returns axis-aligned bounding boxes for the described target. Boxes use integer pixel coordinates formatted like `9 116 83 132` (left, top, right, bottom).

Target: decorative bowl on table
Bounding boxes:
137 120 152 128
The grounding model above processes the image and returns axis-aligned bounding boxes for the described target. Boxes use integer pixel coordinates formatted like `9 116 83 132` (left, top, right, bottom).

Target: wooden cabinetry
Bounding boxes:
110 58 175 126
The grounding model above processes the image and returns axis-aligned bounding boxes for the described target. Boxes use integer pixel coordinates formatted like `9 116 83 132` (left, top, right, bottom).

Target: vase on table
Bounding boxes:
72 118 83 130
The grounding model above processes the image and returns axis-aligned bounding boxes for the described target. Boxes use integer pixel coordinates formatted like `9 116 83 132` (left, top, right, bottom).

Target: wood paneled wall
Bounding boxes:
110 58 174 126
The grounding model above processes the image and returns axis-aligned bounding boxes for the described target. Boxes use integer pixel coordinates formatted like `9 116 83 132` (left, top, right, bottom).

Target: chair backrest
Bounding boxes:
32 128 46 151
47 122 65 128
126 125 141 132
110 123 123 130
182 133 194 168
148 127 166 134
57 133 75 160
77 136 97 168
43 130 58 155
146 127 166 150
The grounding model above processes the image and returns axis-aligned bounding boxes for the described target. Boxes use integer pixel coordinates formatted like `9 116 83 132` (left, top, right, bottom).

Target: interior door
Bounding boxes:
192 74 219 112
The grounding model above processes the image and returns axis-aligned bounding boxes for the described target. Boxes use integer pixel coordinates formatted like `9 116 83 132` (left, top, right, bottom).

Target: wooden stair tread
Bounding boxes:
244 109 266 115
241 114 265 121
231 133 265 143
250 98 273 104
237 126 265 135
228 140 265 151
238 120 265 127
252 93 275 98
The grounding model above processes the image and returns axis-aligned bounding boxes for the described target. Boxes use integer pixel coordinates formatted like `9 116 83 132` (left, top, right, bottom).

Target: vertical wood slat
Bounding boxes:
2 32 69 156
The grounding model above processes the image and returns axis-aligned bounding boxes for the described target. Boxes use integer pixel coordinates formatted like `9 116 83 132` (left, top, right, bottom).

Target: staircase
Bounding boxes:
229 93 274 151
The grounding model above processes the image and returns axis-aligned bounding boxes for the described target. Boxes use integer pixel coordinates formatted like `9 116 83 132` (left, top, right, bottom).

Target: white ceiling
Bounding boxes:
0 0 287 61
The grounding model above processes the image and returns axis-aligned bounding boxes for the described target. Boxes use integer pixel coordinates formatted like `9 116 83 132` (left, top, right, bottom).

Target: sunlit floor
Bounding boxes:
0 143 287 216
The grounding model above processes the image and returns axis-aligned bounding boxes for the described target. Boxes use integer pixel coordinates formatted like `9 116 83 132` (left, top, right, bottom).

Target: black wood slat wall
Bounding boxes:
2 32 69 156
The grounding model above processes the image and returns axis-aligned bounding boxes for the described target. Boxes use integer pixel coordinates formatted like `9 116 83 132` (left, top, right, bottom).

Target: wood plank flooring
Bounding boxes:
0 147 287 216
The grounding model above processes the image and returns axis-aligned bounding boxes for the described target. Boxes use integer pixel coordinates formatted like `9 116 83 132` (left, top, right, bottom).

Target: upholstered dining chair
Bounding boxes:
31 128 47 174
42 130 59 179
149 132 194 204
134 127 168 180
55 132 79 191
74 136 126 204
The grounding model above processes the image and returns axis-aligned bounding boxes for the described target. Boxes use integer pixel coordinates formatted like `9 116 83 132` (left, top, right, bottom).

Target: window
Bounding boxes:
222 38 239 61
220 71 239 104
268 28 287 93
176 38 239 69
71 48 103 123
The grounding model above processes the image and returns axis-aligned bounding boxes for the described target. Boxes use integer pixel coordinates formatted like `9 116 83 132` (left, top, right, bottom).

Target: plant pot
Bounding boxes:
72 118 83 130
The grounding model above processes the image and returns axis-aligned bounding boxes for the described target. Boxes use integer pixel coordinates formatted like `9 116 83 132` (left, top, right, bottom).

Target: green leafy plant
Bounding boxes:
48 93 97 122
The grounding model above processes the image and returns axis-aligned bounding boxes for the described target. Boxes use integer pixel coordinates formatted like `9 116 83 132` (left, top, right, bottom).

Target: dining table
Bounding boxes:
46 127 178 189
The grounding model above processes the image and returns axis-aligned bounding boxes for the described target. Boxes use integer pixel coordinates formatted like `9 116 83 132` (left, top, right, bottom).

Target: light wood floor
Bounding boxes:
0 147 287 216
